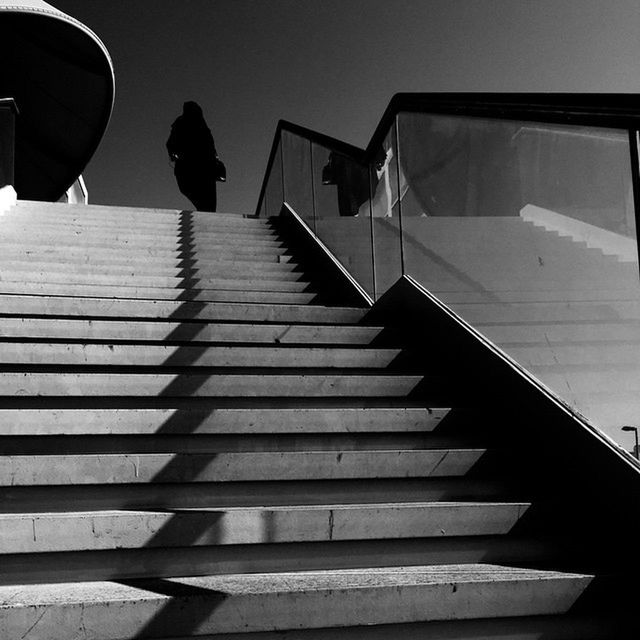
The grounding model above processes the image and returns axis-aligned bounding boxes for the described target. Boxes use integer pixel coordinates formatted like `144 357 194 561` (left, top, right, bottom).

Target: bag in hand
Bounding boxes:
215 157 226 182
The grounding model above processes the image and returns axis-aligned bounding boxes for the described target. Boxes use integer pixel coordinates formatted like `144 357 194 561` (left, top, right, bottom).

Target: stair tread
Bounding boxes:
0 503 531 552
0 372 424 397
0 449 485 484
0 283 318 304
15 201 261 220
0 344 400 367
0 407 448 434
0 295 367 322
0 319 383 344
1 501 530 515
0 273 310 289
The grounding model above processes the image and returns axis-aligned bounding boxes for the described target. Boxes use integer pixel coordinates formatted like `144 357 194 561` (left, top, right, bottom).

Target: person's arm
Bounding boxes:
166 123 180 161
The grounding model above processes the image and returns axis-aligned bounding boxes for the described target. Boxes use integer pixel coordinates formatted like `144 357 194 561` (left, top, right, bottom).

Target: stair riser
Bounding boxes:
0 230 284 246
0 450 482 485
0 407 443 435
0 283 317 304
0 503 527 553
0 478 512 512
0 320 383 345
0 433 469 455
0 345 399 368
0 272 310 289
0 274 311 297
14 204 265 223
0 243 290 259
0 250 298 265
0 537 552 587
4 219 278 235
0 373 420 397
157 615 628 640
0 258 301 273
0 296 367 323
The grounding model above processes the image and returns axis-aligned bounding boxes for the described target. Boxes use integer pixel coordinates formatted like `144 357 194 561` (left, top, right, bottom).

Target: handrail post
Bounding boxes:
628 129 640 279
0 98 18 191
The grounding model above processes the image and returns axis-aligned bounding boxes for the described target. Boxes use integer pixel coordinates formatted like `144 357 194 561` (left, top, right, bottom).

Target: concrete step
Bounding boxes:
0 268 310 292
0 502 529 553
0 535 562 589
0 239 291 259
8 215 278 236
0 344 401 368
0 270 310 289
0 477 513 514
0 247 297 265
0 295 367 323
0 227 284 246
0 565 592 639
0 281 318 304
0 259 304 277
0 432 471 456
0 408 448 435
0 449 484 485
0 372 422 397
0 274 311 297
15 201 263 222
0 318 382 344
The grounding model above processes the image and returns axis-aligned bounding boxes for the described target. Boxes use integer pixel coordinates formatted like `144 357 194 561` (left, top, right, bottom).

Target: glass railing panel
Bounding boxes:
281 130 315 228
398 111 639 447
312 142 375 298
371 123 403 297
264 140 283 217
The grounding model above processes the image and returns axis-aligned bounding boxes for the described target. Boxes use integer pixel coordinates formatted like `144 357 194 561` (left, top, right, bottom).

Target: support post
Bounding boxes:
0 98 18 190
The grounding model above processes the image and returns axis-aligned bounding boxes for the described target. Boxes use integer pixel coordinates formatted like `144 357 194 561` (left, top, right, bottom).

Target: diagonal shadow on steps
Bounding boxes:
109 210 289 637
114 577 228 638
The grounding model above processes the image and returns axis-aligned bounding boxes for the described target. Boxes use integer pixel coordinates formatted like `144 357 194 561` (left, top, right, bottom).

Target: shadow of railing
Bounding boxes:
108 208 295 637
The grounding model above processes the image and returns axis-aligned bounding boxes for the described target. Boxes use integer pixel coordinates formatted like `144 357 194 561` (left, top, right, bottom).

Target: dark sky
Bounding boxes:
53 0 640 215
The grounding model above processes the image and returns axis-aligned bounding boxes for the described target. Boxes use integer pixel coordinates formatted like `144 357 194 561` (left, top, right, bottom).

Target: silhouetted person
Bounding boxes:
166 101 218 211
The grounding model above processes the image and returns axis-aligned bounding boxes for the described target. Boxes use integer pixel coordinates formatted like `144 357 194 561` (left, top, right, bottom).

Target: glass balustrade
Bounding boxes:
261 131 375 298
256 101 640 449
396 112 639 445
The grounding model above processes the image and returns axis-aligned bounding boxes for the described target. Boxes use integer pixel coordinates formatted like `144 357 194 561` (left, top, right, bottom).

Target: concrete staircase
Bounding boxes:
0 202 600 638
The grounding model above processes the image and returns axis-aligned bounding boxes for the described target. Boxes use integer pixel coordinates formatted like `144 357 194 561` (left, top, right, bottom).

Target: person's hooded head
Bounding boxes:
183 101 204 119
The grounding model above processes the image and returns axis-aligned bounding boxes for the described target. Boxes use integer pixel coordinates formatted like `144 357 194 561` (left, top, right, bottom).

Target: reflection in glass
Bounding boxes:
371 124 403 297
397 111 640 445
312 142 375 297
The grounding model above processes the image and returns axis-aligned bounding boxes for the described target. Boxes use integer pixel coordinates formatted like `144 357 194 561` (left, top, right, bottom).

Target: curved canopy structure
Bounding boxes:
0 0 114 201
